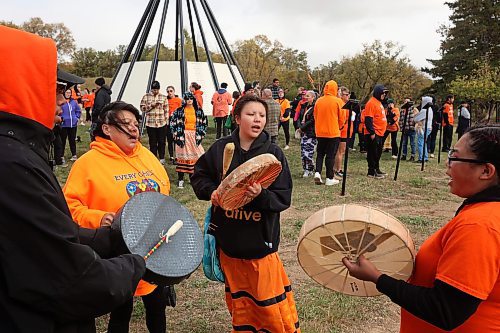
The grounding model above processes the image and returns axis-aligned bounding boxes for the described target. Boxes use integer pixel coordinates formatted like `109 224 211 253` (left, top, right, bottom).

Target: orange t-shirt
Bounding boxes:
400 201 500 333
168 97 183 116
339 105 354 138
442 103 454 126
363 97 387 136
83 93 95 108
184 105 196 131
276 98 291 121
386 107 400 132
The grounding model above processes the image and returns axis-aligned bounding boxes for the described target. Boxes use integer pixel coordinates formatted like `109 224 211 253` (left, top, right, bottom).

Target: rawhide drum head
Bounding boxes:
114 192 203 286
297 204 415 296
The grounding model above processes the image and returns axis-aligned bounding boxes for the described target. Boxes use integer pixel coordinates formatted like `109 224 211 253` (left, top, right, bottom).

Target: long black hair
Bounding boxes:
93 101 142 140
465 124 500 174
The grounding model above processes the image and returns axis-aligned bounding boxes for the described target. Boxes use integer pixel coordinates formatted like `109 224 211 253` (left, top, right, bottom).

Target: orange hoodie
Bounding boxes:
314 80 343 138
194 90 203 109
63 137 170 296
0 25 56 129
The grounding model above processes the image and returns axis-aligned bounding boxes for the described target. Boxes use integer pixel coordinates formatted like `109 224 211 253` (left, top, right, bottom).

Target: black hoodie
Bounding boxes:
191 129 293 259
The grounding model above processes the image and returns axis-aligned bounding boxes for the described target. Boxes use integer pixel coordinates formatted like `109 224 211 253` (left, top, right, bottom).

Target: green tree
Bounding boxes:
423 0 500 95
1 17 76 58
450 60 500 122
313 41 432 104
72 48 100 77
232 35 309 93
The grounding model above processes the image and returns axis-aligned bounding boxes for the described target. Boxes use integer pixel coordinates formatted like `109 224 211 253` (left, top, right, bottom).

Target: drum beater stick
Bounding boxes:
144 220 184 260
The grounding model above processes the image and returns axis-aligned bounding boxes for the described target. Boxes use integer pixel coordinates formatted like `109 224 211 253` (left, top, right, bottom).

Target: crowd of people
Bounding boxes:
1 25 498 333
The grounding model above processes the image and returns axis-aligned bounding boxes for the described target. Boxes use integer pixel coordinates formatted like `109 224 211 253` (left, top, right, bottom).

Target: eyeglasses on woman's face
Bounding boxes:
447 149 488 166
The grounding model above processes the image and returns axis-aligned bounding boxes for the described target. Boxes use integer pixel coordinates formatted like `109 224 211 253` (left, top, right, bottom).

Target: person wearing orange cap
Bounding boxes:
0 25 145 333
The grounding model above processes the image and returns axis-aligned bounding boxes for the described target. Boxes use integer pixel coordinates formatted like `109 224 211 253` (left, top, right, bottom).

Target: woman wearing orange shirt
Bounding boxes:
63 101 174 333
276 88 291 150
169 91 208 188
344 124 500 332
189 82 203 110
166 86 183 163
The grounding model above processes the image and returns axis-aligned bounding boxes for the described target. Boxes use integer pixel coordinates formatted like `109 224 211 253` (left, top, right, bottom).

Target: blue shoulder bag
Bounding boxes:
202 206 225 282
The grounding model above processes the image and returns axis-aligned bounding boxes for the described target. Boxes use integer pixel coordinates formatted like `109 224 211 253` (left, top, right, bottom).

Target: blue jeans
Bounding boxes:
401 130 416 157
417 130 431 161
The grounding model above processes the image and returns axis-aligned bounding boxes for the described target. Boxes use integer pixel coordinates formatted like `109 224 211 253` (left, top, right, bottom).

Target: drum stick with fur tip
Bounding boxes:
222 142 235 180
144 220 183 260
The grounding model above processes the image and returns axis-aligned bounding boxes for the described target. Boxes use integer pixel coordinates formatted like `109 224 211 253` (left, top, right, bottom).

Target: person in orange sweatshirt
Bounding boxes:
0 25 145 333
344 124 500 333
190 81 203 110
364 84 388 178
313 80 343 186
63 101 174 333
166 85 183 163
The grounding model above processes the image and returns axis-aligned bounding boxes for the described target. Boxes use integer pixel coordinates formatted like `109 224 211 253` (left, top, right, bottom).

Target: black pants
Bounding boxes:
166 124 174 158
365 134 383 174
215 116 229 139
442 125 453 151
52 126 64 165
108 286 168 333
315 137 340 179
278 120 290 145
358 132 366 152
85 107 91 122
60 126 78 157
147 125 167 159
428 124 439 154
383 130 398 156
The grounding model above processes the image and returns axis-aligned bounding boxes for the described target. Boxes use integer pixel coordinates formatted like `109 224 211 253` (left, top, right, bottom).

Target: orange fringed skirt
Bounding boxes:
220 250 301 333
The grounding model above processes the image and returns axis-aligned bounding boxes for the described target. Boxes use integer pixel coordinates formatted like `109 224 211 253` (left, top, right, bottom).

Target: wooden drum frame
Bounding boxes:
216 153 282 211
297 204 416 296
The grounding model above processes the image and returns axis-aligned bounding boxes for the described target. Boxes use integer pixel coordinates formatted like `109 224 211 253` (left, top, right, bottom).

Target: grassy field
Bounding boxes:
56 120 461 333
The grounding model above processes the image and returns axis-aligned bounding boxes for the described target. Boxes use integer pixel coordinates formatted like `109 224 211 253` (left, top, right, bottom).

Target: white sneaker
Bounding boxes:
325 178 340 186
178 180 184 189
302 170 310 178
160 159 166 165
284 145 290 150
430 154 435 158
70 155 77 161
314 172 323 185
392 155 398 159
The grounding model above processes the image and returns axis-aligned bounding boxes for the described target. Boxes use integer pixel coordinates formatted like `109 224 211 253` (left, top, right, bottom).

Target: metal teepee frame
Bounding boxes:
111 0 244 100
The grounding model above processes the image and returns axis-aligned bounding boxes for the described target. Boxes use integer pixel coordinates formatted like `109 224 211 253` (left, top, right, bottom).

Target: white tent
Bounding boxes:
111 60 244 115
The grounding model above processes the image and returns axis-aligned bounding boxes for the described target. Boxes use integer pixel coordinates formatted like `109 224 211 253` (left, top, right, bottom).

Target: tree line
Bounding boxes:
2 0 498 120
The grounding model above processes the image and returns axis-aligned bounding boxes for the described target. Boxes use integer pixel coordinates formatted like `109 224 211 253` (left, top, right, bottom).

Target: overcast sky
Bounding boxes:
2 0 451 70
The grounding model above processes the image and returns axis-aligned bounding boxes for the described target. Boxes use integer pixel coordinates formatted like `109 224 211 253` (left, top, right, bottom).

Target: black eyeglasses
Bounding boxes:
447 149 488 166
167 90 174 93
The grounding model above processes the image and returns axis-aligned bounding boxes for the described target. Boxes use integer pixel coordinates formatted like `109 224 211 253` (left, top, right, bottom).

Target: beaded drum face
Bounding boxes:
216 153 282 211
297 204 416 297
113 192 203 286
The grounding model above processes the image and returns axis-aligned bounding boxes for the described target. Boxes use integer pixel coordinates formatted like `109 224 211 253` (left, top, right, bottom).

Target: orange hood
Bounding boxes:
323 80 338 97
0 25 57 129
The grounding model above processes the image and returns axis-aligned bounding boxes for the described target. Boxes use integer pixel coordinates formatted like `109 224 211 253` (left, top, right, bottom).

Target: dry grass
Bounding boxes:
57 121 461 332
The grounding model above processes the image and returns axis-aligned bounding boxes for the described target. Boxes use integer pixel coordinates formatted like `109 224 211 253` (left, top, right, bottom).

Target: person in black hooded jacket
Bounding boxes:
0 25 145 333
191 94 300 332
90 77 112 140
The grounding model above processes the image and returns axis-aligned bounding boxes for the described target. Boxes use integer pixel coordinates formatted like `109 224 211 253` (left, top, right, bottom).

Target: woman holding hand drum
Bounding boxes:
343 124 500 332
